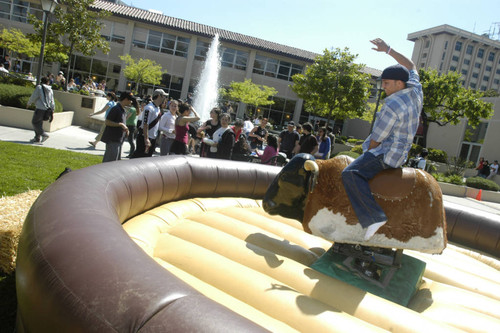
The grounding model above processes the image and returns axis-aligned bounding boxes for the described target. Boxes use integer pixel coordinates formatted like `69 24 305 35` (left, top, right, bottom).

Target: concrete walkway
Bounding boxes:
0 124 133 158
1 124 500 216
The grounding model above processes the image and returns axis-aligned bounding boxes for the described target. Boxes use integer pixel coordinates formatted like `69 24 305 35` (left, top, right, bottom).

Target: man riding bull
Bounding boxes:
341 38 423 241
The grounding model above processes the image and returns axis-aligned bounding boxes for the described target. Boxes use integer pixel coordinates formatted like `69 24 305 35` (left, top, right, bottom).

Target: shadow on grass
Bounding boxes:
0 271 16 332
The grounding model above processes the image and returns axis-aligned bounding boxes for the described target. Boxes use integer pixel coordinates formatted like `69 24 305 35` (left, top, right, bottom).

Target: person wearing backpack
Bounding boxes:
27 76 55 144
131 89 168 158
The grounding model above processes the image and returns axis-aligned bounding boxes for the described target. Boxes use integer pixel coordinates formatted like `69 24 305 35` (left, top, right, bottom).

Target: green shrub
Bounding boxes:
335 151 360 159
431 173 465 186
465 177 500 191
347 138 358 144
408 143 426 158
350 144 363 155
0 83 63 113
428 148 447 163
0 73 34 87
446 157 474 177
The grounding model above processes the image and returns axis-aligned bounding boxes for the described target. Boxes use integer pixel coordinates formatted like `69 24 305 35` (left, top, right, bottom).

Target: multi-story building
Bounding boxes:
407 25 500 170
408 24 500 92
0 0 379 128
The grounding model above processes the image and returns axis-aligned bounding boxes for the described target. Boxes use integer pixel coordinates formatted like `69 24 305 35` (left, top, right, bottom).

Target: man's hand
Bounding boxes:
145 138 151 153
370 38 390 53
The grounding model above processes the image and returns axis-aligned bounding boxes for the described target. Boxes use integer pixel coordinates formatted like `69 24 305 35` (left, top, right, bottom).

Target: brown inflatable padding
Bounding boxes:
445 202 500 258
16 156 278 332
16 156 500 331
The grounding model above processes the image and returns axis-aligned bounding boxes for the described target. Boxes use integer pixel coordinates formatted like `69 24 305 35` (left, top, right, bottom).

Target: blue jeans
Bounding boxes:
341 152 392 228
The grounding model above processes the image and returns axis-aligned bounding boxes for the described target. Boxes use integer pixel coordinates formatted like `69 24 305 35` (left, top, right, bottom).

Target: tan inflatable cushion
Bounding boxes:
123 197 500 333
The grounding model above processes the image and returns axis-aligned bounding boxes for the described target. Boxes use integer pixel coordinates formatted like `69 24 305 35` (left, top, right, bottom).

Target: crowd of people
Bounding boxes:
475 158 499 180
82 88 339 165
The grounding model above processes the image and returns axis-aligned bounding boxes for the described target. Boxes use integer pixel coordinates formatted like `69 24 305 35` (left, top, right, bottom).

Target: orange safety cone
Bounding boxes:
476 189 482 201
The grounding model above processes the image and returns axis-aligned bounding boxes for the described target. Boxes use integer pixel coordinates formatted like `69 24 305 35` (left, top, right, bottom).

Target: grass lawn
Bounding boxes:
0 141 102 196
0 141 102 331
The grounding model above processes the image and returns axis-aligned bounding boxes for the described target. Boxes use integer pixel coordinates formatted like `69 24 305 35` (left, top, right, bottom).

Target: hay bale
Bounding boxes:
0 190 41 274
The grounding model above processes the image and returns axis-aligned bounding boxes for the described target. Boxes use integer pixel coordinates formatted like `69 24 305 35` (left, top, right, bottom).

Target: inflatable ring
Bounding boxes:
16 156 500 332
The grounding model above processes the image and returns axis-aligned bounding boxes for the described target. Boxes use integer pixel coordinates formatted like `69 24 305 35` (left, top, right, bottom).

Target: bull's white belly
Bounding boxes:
309 208 445 253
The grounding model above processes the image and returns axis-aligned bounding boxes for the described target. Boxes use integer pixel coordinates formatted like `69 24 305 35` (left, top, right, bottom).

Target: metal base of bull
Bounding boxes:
332 243 403 288
311 244 427 306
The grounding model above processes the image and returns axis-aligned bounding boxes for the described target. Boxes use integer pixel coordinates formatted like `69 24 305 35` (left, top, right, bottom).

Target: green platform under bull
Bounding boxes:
311 247 426 306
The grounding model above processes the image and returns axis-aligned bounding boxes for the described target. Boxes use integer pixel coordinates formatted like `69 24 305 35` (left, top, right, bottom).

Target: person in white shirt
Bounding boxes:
487 160 499 180
158 100 178 155
131 89 168 158
243 116 254 137
417 149 428 170
26 76 55 144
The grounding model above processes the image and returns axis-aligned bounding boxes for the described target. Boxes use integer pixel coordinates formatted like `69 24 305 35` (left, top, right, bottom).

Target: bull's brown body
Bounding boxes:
303 155 447 253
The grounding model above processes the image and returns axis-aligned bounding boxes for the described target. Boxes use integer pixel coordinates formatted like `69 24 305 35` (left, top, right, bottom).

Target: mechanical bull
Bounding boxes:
263 154 447 254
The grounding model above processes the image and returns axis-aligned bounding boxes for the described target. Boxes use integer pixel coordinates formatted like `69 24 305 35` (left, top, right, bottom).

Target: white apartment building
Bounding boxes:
407 25 500 168
408 24 500 92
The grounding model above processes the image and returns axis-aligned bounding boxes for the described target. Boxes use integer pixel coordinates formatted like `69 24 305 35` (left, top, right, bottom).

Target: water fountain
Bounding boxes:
192 34 221 122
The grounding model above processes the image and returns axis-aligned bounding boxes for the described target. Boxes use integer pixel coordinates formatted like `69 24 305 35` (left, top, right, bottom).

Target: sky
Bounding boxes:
126 0 500 71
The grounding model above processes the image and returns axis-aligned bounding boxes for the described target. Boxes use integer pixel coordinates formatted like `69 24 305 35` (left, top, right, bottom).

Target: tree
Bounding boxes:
0 28 39 58
28 0 110 79
419 68 494 147
220 79 277 115
291 48 372 125
119 54 164 94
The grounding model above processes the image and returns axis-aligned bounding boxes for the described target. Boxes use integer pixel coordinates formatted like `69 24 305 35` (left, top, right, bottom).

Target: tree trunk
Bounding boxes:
421 110 429 148
64 42 75 90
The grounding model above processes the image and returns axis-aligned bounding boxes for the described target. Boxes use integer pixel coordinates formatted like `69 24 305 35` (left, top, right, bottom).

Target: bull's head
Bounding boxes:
263 154 319 222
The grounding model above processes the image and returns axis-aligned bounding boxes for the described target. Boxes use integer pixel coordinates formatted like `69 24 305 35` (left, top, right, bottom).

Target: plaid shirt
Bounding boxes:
362 70 423 167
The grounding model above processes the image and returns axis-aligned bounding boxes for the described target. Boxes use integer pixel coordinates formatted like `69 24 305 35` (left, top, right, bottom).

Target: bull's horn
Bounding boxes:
304 160 319 193
304 160 319 173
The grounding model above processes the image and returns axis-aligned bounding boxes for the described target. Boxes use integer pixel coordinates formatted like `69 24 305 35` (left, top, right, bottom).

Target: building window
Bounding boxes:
497 69 500 75
466 45 473 55
494 79 500 84
101 21 126 44
253 55 303 81
425 40 430 48
251 96 297 127
441 52 446 60
486 66 492 72
488 52 495 61
423 53 427 58
477 48 484 59
464 59 470 65
483 76 489 82
480 86 487 91
67 55 121 91
444 41 448 50
461 69 468 75
195 41 210 61
452 55 459 62
459 123 488 164
133 28 189 58
221 47 249 71
132 27 148 49
470 82 476 88
2 0 43 22
455 41 462 51
474 63 481 69
0 0 12 19
450 66 457 71
472 72 479 78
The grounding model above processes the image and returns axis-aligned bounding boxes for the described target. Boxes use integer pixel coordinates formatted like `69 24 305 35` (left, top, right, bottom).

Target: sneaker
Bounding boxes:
364 221 387 241
41 135 49 143
29 138 40 144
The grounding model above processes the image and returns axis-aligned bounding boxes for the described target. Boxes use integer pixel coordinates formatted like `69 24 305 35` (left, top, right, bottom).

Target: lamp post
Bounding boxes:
369 78 383 133
36 0 58 86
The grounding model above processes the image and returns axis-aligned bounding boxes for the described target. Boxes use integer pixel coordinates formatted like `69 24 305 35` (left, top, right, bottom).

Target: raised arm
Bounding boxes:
370 38 415 71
